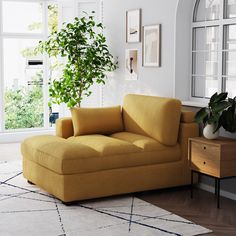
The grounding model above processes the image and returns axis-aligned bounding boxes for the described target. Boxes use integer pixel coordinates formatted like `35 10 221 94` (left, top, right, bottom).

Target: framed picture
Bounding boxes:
125 49 138 80
126 9 141 43
143 24 161 67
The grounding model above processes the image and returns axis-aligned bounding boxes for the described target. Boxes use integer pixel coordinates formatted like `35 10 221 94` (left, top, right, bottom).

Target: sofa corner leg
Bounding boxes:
27 180 35 185
61 201 76 206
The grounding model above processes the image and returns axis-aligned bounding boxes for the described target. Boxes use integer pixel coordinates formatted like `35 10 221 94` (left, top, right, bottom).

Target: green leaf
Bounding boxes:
37 13 118 108
209 92 218 104
195 107 208 124
214 92 228 103
211 101 231 113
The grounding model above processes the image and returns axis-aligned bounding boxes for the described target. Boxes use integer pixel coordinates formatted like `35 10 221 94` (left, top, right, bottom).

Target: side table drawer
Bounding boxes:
190 142 220 177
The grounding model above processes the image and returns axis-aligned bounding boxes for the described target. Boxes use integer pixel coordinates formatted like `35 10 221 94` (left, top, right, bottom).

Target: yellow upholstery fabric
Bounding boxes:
56 117 74 139
67 134 141 156
178 122 199 162
23 158 186 202
122 94 181 146
21 135 99 174
71 106 124 136
21 94 200 203
22 134 181 175
111 132 168 152
180 110 195 123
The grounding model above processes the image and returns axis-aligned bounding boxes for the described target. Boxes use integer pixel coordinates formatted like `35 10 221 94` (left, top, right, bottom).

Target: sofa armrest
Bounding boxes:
56 117 74 139
179 110 199 159
180 110 195 123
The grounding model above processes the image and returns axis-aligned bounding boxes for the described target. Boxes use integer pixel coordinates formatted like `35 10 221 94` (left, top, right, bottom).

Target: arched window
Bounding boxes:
192 0 236 99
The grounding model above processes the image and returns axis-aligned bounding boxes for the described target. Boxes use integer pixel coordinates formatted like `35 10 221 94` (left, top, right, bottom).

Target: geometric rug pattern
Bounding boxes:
0 161 212 236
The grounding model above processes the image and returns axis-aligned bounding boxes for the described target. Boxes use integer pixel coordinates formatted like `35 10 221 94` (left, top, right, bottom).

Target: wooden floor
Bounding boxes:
1 143 236 235
136 186 236 236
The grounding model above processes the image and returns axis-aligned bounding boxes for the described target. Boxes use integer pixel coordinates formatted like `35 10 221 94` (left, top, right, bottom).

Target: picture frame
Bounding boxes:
125 49 138 80
143 24 161 67
126 9 141 43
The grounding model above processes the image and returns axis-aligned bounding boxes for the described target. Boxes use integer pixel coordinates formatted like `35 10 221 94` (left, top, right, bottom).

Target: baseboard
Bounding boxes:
197 183 236 201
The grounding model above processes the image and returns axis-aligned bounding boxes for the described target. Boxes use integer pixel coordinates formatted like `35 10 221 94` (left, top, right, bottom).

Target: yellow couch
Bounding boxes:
21 94 199 203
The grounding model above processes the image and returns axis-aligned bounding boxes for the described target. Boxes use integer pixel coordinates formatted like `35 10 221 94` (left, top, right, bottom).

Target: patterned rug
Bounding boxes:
0 161 212 236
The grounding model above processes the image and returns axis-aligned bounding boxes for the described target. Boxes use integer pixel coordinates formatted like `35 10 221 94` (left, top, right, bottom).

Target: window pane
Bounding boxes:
194 0 220 22
193 26 219 51
206 51 218 75
47 4 59 127
225 77 236 97
48 56 61 127
195 0 206 21
224 25 236 50
3 39 44 130
192 76 205 97
206 26 219 51
206 0 220 20
205 77 218 97
226 0 236 18
48 4 58 35
193 51 218 75
2 1 43 33
193 52 205 75
192 76 218 98
193 28 206 50
224 51 236 76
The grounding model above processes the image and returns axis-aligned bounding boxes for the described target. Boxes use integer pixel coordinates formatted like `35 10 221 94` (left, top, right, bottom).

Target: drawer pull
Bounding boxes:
203 161 206 165
203 146 206 150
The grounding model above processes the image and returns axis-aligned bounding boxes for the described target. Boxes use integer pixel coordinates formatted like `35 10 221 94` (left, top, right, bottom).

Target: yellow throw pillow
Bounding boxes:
71 106 124 136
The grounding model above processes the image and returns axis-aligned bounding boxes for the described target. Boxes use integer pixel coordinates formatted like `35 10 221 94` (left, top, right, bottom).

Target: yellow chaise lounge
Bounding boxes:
21 94 199 203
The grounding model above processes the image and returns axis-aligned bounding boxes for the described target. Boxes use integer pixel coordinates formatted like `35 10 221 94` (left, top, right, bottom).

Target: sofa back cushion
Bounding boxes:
122 94 181 146
71 106 124 136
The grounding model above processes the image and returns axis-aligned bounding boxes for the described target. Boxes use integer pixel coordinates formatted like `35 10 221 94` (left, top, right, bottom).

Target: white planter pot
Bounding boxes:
203 124 219 140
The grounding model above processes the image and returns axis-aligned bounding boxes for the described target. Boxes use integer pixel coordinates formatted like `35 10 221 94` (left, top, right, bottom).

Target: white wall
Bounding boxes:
101 0 179 106
174 0 194 100
59 0 194 106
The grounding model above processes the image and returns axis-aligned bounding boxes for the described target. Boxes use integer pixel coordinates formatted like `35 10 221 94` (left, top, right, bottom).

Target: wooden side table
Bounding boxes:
188 137 236 208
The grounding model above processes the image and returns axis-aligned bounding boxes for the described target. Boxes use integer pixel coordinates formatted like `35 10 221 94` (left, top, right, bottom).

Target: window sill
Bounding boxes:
182 100 208 108
0 129 55 143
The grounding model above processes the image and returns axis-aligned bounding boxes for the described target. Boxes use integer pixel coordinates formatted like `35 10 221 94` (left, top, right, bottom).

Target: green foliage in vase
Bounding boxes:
220 97 236 132
37 13 118 108
195 92 236 133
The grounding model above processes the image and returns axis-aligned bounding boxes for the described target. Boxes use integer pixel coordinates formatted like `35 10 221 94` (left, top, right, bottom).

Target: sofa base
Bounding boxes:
23 157 191 202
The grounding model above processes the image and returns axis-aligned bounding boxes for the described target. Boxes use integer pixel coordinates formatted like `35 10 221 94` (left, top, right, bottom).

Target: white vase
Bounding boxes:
203 124 219 140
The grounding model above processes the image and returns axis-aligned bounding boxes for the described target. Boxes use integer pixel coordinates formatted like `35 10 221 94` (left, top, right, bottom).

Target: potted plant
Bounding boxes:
195 92 236 139
37 13 118 108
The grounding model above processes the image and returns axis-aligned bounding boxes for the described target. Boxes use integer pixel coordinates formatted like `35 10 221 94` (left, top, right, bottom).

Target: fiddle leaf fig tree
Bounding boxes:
38 13 118 108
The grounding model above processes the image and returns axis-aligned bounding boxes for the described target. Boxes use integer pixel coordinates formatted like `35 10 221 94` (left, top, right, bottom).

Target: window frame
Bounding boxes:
191 0 236 101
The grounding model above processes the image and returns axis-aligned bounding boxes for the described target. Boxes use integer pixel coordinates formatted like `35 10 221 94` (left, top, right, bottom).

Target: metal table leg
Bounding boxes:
191 170 193 199
215 178 217 195
217 178 220 208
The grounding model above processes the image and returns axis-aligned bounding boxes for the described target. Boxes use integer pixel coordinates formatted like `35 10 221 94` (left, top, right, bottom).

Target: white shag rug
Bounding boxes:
0 161 212 236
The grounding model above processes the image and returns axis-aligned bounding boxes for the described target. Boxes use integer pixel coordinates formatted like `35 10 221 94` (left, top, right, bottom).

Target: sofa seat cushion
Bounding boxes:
21 135 100 175
111 132 167 151
111 132 181 163
67 134 141 156
21 135 181 175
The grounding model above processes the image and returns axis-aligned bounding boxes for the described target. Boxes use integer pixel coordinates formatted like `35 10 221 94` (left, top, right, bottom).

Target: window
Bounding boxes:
192 0 236 99
0 1 59 132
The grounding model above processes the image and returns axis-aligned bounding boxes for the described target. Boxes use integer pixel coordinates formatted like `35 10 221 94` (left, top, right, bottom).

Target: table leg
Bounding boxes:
215 178 217 195
217 178 220 209
191 170 193 199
